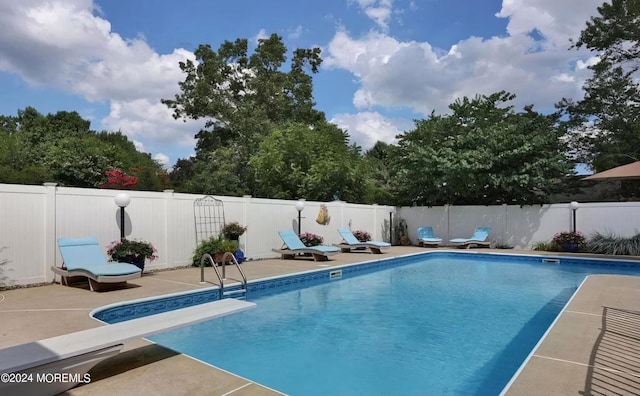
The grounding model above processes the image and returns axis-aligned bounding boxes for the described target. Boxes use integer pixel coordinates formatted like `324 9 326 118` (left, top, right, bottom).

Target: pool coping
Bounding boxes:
498 274 591 395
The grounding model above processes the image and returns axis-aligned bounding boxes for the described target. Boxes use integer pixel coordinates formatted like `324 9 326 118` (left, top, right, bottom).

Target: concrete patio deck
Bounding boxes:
1 247 639 395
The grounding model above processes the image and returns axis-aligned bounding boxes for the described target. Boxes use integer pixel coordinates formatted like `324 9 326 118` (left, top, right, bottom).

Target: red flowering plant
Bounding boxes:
299 232 324 247
551 231 586 252
101 168 138 189
352 230 372 242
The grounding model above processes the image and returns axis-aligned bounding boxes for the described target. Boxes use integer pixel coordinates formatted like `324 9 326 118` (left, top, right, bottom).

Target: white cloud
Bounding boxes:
288 25 304 40
495 0 603 48
0 0 200 164
102 99 199 148
254 28 269 44
133 140 145 152
576 56 600 70
351 0 394 31
325 0 603 116
153 153 170 168
331 111 411 149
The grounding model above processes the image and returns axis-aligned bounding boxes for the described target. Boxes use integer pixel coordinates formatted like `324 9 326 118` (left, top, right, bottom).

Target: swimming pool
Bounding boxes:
141 253 639 395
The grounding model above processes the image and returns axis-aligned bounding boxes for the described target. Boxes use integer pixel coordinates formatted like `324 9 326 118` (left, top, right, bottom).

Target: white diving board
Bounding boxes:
0 298 255 396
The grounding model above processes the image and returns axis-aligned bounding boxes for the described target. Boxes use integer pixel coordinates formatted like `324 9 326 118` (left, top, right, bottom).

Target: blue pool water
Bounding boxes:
148 255 639 395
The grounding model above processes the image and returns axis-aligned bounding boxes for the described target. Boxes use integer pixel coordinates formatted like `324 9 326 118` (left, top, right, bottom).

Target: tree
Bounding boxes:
249 122 373 202
558 0 640 172
163 34 325 196
0 108 165 189
364 141 396 204
44 136 120 188
394 92 573 206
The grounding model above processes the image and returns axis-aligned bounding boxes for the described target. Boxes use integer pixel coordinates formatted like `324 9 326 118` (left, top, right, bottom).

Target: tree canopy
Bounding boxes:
0 107 164 189
558 0 640 172
393 92 572 206
163 34 326 195
249 122 371 202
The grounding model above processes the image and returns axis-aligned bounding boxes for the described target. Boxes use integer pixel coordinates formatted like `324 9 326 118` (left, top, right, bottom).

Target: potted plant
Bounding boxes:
352 230 372 242
299 232 324 247
552 231 586 252
192 236 237 266
216 239 238 264
107 239 158 272
222 222 247 241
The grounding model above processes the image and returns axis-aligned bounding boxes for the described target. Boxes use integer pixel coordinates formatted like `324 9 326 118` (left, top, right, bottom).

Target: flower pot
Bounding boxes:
561 243 579 253
214 252 234 266
119 255 146 272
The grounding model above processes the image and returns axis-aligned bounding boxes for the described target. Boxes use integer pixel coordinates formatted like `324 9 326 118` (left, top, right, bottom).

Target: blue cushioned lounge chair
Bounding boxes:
51 237 142 291
272 230 340 261
333 228 391 254
449 227 492 249
417 227 442 247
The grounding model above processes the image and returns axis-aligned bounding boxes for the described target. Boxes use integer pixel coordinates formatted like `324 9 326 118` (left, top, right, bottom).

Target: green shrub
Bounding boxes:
192 236 237 266
192 236 221 266
586 232 640 256
532 241 561 251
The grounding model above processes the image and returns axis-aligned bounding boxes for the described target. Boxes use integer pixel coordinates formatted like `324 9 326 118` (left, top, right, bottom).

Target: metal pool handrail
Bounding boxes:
200 253 247 299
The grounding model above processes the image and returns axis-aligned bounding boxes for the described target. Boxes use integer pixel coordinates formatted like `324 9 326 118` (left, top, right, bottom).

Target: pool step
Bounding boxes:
223 288 247 300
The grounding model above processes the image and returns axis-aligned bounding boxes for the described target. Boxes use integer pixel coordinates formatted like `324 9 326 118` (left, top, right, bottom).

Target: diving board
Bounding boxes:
0 298 255 396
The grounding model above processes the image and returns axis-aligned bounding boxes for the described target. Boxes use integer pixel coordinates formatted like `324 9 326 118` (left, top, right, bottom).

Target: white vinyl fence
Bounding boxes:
0 183 393 286
398 202 640 249
2 182 639 286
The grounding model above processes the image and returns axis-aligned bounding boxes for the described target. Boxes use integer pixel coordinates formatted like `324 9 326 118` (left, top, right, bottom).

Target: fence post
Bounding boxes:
445 204 451 245
372 204 379 240
503 203 508 246
243 195 252 256
164 189 175 268
43 183 58 281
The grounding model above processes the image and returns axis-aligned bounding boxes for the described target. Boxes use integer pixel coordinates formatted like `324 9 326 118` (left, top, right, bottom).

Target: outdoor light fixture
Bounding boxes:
114 193 131 240
569 201 580 233
295 199 305 235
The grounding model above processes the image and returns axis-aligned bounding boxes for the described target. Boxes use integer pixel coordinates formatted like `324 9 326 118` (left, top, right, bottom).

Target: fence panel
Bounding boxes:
3 181 640 286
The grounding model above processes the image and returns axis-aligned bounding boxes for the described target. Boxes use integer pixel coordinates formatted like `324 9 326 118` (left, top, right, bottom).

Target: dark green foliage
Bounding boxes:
163 34 331 197
531 241 561 251
585 231 640 255
192 236 236 266
558 0 640 175
0 108 164 189
364 141 396 205
394 92 572 206
249 122 373 202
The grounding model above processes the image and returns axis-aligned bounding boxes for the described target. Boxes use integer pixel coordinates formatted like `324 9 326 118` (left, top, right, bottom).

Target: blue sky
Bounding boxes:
0 0 604 168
